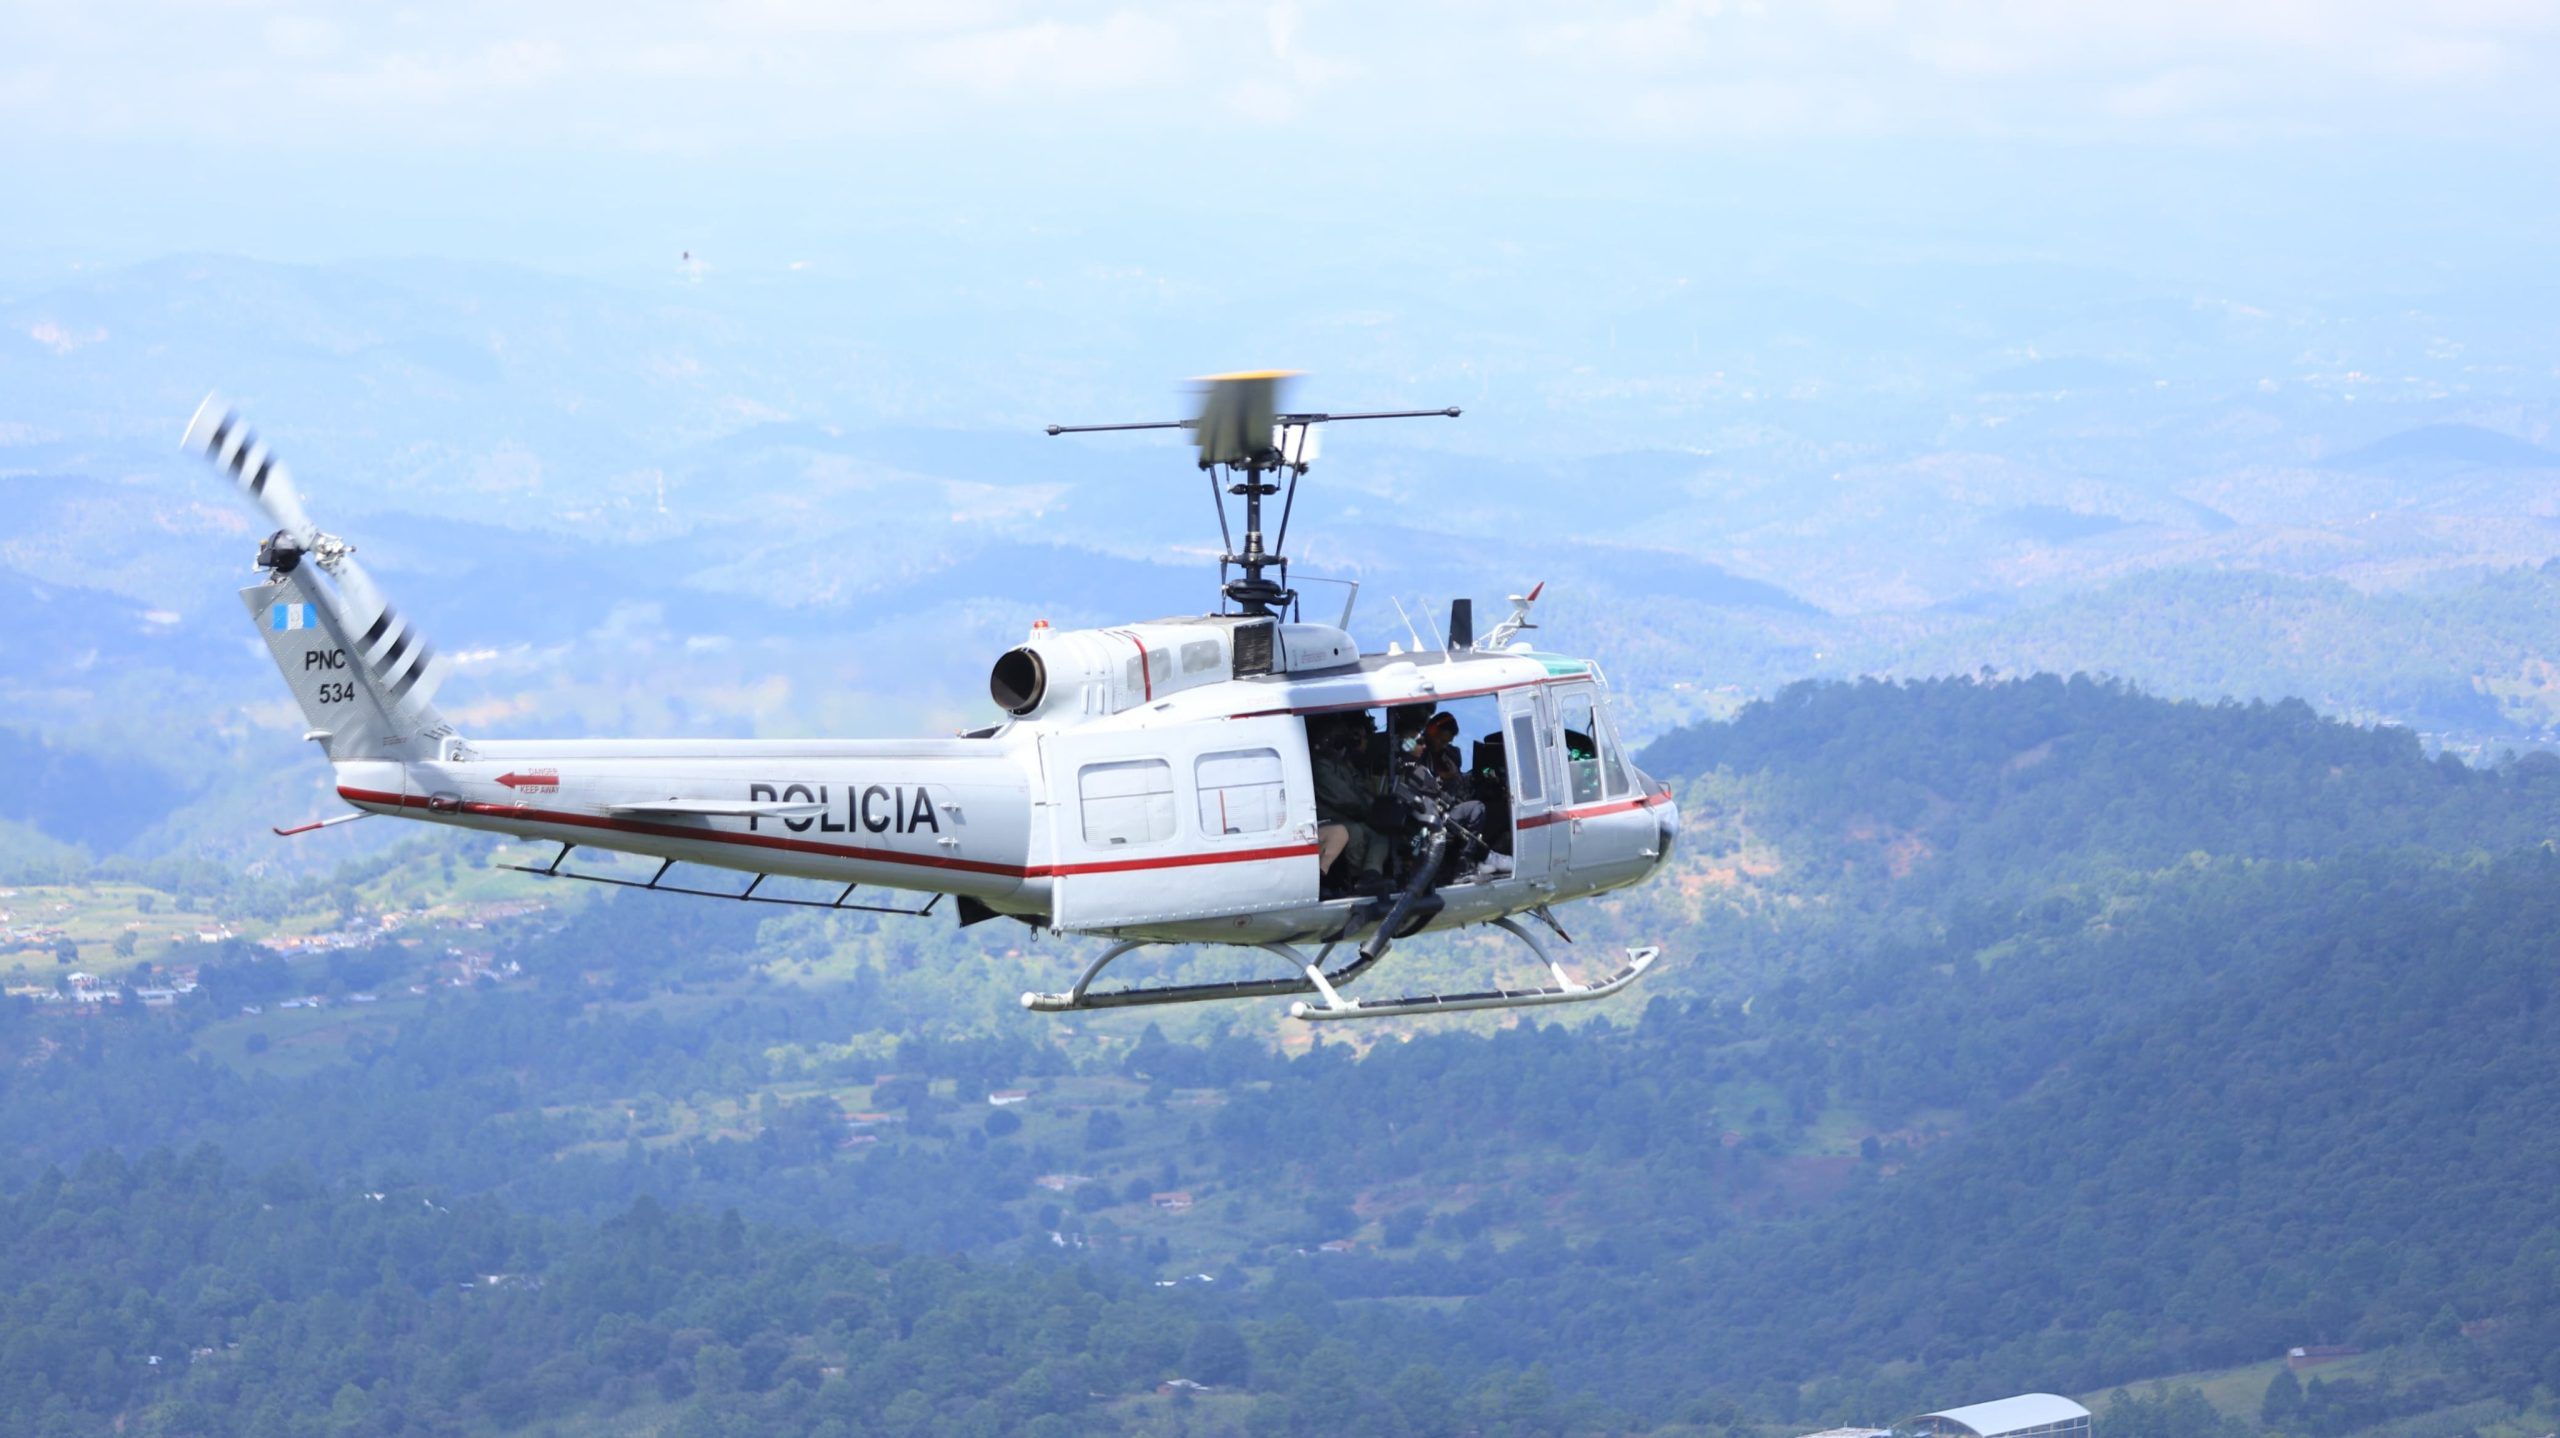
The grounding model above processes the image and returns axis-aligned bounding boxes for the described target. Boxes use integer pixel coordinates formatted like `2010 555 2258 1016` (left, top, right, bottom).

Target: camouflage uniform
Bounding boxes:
1313 745 1388 876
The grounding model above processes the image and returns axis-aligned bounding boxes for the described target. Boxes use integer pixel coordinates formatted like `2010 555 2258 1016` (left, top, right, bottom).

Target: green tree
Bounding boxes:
2262 1369 2303 1426
693 1342 744 1397
326 1381 372 1436
1181 1322 1251 1388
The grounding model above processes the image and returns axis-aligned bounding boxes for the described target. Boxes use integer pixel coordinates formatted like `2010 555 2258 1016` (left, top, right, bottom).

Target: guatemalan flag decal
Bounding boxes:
270 602 318 631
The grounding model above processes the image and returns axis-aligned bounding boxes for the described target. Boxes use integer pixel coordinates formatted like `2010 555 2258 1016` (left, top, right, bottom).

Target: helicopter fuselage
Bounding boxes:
330 641 1677 946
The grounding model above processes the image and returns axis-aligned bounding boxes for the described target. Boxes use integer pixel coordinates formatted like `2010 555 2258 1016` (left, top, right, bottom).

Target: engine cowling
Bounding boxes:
986 616 1359 722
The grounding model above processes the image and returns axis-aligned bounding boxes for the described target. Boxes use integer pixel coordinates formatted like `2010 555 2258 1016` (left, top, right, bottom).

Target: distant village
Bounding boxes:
1 892 546 1013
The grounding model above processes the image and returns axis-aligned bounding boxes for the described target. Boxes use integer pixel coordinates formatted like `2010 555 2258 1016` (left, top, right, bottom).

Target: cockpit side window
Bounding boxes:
1588 670 1633 797
1557 687 1624 805
1596 704 1631 798
1557 690 1597 804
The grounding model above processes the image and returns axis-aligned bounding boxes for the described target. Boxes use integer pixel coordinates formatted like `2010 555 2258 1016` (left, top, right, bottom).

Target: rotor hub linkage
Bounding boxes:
1044 387 1460 619
1219 456 1292 616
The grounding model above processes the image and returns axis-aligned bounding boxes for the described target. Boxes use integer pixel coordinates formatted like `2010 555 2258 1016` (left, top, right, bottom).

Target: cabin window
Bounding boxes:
1196 747 1286 835
1179 639 1223 675
1078 758 1175 846
1508 712 1544 804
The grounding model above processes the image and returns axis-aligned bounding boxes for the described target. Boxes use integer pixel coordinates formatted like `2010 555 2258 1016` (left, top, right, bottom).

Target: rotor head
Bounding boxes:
1191 370 1296 468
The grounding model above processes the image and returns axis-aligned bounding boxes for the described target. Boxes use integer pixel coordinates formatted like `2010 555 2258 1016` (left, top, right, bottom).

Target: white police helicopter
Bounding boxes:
189 374 1675 1021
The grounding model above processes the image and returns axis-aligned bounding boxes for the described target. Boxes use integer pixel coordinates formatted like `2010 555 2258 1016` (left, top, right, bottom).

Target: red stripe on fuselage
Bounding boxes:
1121 630 1153 702
1053 843 1317 876
1517 787 1673 829
334 786 1314 879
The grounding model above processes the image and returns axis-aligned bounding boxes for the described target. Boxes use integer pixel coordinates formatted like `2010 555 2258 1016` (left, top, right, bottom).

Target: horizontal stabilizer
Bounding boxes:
605 798 829 819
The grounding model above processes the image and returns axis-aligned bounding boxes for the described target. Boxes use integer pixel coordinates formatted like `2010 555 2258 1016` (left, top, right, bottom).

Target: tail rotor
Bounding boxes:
182 395 451 742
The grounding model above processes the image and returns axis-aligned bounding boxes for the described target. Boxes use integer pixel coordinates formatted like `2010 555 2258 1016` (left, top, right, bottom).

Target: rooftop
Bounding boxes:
1908 1395 2091 1437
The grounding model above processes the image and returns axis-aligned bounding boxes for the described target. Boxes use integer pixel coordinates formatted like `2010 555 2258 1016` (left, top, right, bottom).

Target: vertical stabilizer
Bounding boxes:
187 395 457 760
240 564 451 761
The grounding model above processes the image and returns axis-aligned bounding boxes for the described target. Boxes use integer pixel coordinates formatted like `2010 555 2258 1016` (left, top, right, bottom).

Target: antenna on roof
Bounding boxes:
1389 595 1427 653
1481 582 1544 649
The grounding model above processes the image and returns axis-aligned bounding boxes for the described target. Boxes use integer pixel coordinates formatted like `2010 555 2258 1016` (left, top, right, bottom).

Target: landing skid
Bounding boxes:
1021 912 1659 1023
1291 923 1658 1022
1026 825 1660 1020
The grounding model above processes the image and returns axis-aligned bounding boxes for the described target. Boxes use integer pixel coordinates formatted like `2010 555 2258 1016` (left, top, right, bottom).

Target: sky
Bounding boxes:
4 2 2558 282
5 2 2559 755
2 1 2556 463
8 1 2557 150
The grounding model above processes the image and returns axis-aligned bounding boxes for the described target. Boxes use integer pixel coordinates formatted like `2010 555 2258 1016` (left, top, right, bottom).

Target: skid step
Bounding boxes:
1289 946 1658 1022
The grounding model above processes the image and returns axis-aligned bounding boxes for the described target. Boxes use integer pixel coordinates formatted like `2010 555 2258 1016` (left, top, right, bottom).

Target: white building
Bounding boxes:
1900 1394 2092 1438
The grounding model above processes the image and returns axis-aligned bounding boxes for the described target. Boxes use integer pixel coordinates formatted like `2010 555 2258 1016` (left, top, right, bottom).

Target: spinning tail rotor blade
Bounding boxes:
181 394 449 716
183 393 319 545
330 553 447 712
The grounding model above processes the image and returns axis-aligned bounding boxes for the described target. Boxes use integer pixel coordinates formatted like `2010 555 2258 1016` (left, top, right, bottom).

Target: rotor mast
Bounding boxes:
1047 373 1459 618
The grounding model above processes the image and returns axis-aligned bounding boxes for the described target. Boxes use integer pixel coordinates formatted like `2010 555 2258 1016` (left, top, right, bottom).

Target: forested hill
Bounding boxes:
1640 674 2560 896
10 676 2560 1435
1229 679 2560 1416
1383 849 2560 1417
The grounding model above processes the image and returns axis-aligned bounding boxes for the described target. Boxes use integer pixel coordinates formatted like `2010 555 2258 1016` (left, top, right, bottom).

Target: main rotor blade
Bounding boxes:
1043 407 1461 437
1276 407 1463 424
1044 420 1191 436
182 393 319 546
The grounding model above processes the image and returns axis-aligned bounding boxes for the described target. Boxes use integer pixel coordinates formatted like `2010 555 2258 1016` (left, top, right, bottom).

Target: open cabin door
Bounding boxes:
1042 716 1320 932
1552 679 1654 885
1499 686 1557 889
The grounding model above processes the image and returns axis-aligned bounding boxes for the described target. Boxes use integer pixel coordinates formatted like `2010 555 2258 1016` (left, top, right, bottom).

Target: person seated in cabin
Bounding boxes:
1311 714 1391 897
1384 704 1434 764
1469 729 1514 854
1403 711 1491 883
1345 704 1431 878
1414 712 1468 791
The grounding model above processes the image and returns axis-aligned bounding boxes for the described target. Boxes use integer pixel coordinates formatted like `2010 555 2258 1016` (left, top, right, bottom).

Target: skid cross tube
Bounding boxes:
500 842 941 916
1020 931 1395 1013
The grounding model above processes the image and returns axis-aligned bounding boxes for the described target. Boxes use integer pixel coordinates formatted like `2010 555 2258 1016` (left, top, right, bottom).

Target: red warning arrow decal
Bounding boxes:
495 770 559 792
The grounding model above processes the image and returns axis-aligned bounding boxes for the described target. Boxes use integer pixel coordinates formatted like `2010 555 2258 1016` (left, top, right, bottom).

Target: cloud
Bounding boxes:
26 320 106 354
0 0 2552 156
908 11 1185 99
